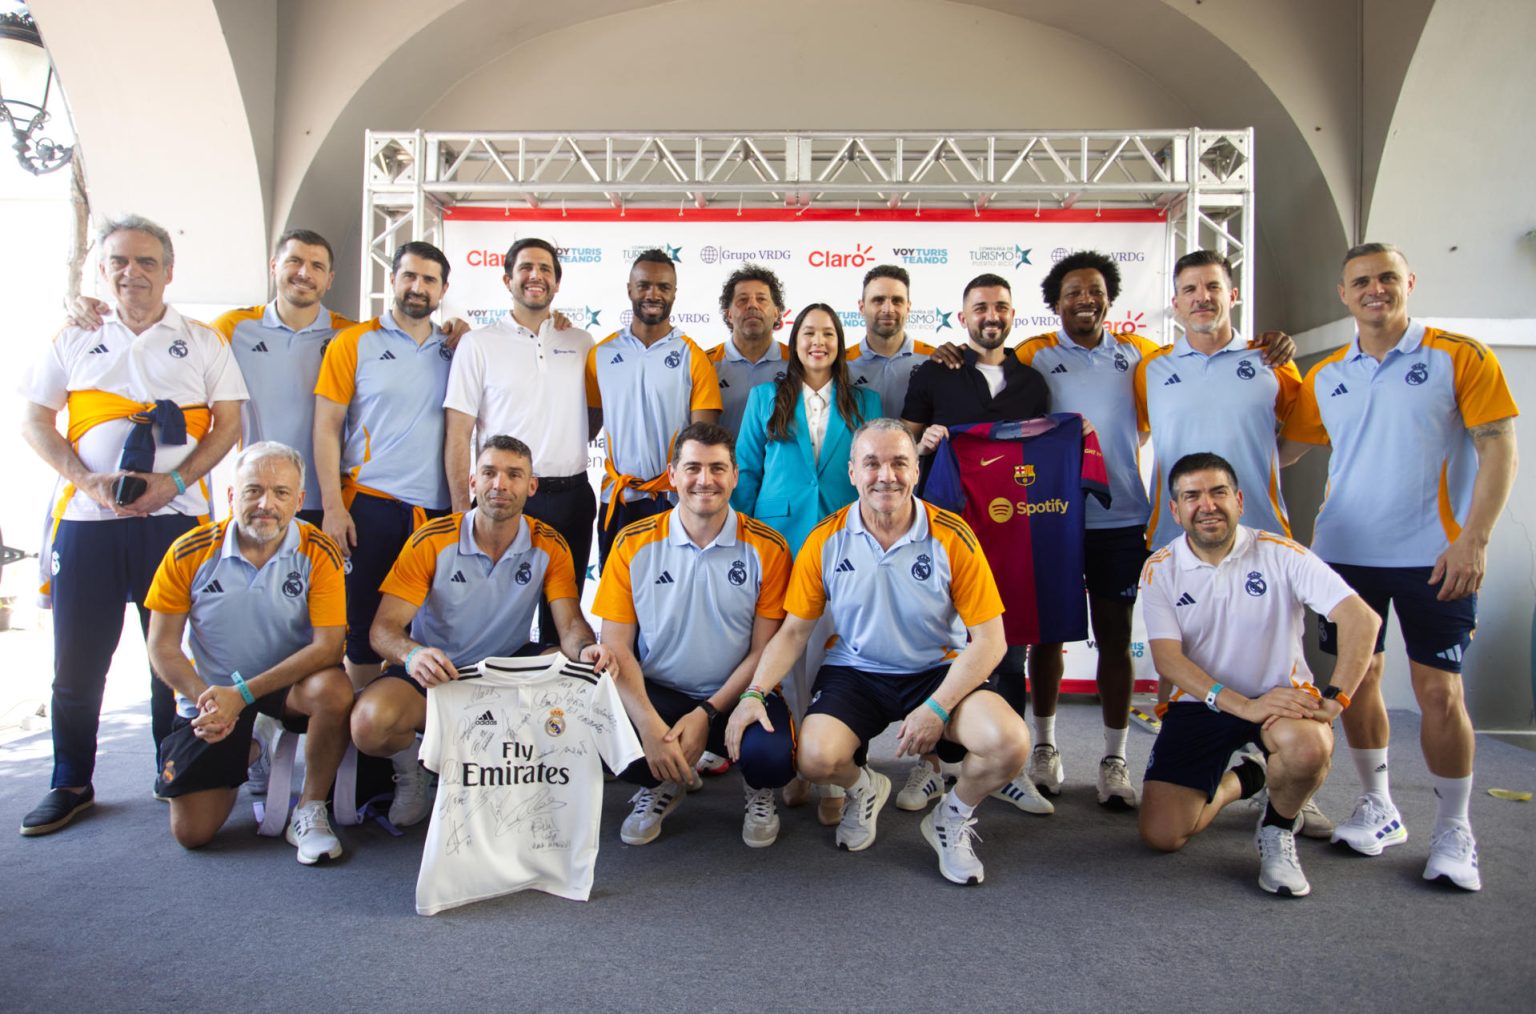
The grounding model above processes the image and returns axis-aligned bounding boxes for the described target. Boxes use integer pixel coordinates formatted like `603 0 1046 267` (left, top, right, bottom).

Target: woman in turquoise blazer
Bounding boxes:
732 303 879 554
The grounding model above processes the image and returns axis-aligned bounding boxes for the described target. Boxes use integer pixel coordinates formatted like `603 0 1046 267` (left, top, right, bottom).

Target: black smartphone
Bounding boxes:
114 475 147 505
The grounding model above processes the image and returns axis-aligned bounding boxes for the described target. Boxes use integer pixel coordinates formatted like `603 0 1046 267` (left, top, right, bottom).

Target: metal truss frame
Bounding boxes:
361 128 1254 339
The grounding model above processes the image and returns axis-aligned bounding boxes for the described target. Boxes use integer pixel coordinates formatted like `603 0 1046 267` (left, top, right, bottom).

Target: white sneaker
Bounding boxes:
836 769 891 852
389 739 435 828
620 781 686 845
1331 794 1407 856
1255 818 1310 897
1246 789 1332 839
1423 821 1481 891
1028 743 1065 795
1097 755 1139 809
991 769 1055 815
896 761 944 811
742 786 780 848
286 801 343 865
921 802 985 885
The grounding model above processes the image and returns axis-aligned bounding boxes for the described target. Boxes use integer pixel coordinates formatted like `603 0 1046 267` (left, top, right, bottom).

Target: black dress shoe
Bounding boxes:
20 786 95 837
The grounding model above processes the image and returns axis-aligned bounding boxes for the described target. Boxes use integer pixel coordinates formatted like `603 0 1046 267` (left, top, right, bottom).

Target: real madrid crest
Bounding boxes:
1014 464 1036 487
545 708 566 737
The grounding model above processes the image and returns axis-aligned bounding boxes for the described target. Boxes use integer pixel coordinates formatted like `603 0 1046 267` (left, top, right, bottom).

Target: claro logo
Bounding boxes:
987 497 1069 522
808 244 874 268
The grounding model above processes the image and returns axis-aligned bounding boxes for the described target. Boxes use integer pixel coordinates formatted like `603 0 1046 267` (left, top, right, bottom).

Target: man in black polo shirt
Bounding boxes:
898 272 1054 817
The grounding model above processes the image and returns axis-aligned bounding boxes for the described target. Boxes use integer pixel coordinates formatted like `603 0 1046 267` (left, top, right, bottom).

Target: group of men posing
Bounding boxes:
18 213 1517 897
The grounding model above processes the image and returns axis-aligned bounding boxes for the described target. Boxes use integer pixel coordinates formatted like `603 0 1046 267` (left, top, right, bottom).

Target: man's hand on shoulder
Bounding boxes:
930 342 966 370
65 296 111 331
1250 330 1295 368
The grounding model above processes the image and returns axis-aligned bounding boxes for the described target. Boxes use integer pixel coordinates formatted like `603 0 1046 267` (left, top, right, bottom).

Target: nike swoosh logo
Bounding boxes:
979 455 1005 466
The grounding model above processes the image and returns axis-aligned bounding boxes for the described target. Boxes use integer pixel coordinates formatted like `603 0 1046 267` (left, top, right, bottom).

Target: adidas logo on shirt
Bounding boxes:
1175 592 1196 606
472 710 496 726
1050 364 1068 374
1163 374 1182 386
654 571 675 585
854 377 869 385
719 378 730 387
450 571 467 584
835 558 856 573
251 341 269 352
610 353 624 364
379 350 397 361
201 580 225 594
87 343 109 355
1330 383 1348 397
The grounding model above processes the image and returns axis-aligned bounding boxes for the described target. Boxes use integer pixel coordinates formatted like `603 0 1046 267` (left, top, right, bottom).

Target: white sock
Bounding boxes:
1432 774 1473 826
850 767 872 797
1351 747 1392 805
944 790 976 819
1103 725 1128 760
1032 714 1057 749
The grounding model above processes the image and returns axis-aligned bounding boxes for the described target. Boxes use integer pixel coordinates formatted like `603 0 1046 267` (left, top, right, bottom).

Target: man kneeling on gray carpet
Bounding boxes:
1136 454 1378 897
144 442 354 865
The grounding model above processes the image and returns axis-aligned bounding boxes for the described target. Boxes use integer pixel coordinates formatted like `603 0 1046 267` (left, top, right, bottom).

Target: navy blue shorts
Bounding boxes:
344 494 448 665
1084 525 1150 603
377 642 541 697
1319 563 1476 673
1143 703 1266 802
806 663 999 752
154 688 301 798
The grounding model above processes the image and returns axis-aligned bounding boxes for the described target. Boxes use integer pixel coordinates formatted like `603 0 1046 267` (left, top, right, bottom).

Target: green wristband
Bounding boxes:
925 697 951 723
170 469 186 494
230 670 255 706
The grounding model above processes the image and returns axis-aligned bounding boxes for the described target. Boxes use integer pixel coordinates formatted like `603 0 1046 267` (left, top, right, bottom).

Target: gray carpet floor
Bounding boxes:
3 701 1534 1013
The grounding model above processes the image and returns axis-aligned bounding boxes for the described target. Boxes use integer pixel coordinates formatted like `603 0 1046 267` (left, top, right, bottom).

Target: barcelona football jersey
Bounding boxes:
925 415 1110 644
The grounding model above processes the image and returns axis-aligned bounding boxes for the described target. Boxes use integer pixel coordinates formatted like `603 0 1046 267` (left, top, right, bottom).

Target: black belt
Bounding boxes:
535 473 590 492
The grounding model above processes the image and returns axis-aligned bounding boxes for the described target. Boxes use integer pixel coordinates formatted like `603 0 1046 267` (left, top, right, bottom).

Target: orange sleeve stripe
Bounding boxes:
1013 332 1058 367
531 520 579 602
585 333 620 406
407 513 461 549
1427 329 1520 429
1115 332 1164 358
738 516 792 618
1254 532 1308 555
1131 348 1170 432
591 513 669 622
1273 361 1303 424
314 320 375 404
300 528 348 627
706 344 726 363
209 305 264 343
328 311 358 331
784 506 848 618
686 337 725 412
1280 346 1349 445
378 524 457 607
146 520 225 613
913 339 937 355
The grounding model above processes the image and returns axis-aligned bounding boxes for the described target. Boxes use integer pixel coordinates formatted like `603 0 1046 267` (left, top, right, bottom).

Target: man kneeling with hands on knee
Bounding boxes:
1138 452 1379 896
729 419 1029 885
146 442 353 864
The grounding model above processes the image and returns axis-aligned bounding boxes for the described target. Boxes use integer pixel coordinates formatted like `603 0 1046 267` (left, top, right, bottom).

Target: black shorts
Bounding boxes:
1084 525 1150 603
1319 563 1477 673
616 681 796 790
154 688 303 798
805 663 999 752
344 494 448 665
1142 702 1265 802
377 642 542 697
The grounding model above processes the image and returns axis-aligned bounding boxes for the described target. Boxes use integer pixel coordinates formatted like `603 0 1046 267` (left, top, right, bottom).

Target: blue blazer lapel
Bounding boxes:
817 389 850 478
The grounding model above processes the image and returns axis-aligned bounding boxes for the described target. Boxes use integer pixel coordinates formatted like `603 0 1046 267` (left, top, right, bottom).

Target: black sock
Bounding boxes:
1262 800 1298 831
1233 758 1266 800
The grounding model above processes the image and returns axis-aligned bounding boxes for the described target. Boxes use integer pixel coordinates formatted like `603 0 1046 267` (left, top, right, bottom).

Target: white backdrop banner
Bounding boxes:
441 208 1163 693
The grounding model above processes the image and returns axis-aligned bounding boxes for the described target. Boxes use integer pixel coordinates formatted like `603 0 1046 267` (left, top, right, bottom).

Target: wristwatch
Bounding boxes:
698 701 721 723
1321 685 1352 709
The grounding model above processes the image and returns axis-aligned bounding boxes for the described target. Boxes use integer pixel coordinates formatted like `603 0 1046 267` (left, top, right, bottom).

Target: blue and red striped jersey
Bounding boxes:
925 414 1110 644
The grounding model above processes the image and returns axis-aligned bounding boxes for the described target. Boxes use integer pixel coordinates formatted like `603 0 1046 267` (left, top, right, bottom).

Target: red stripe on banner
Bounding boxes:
443 207 1168 224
